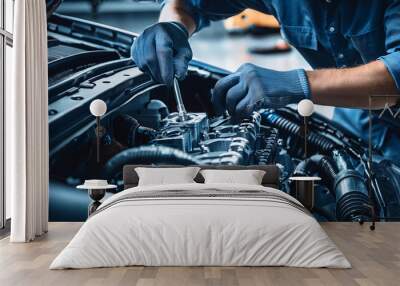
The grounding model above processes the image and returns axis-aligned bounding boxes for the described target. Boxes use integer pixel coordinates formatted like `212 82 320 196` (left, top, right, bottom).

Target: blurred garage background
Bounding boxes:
56 0 310 71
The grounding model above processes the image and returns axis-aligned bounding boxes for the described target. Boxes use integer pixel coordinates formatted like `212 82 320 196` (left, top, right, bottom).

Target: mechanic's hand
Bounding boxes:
212 63 311 118
131 22 192 85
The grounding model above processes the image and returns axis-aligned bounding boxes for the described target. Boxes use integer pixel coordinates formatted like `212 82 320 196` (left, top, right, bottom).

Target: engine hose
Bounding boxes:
294 151 371 222
263 112 336 153
332 165 370 221
293 154 337 190
102 145 202 179
332 150 370 221
113 115 156 147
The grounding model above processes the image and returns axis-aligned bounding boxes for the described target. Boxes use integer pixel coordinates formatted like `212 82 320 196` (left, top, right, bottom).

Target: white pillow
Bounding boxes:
136 167 200 186
200 169 266 185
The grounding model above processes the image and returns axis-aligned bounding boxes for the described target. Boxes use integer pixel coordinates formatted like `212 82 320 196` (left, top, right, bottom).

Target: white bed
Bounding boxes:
50 183 351 269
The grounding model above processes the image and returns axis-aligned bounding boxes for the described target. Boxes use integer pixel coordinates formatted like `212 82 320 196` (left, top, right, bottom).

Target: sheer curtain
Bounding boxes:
7 0 49 242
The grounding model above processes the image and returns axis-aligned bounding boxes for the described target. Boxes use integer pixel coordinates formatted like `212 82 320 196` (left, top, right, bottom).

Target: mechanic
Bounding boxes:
132 0 400 162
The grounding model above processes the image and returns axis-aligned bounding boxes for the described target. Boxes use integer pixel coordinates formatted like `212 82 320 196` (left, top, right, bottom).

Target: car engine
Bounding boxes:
100 103 374 223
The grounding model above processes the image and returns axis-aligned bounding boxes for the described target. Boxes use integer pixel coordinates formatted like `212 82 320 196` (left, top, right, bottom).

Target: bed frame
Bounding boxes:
123 165 280 190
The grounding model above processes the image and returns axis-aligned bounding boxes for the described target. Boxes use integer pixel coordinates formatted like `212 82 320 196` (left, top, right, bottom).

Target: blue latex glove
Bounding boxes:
131 22 192 85
212 63 311 118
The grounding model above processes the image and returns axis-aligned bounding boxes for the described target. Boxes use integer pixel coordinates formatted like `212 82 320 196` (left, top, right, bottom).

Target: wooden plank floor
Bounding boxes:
0 222 399 286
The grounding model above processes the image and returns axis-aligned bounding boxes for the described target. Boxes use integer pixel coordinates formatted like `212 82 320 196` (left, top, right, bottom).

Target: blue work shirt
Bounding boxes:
181 0 400 162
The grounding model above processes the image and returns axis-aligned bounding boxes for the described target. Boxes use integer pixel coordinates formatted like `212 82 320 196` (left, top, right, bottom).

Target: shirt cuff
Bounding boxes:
296 69 312 100
378 52 400 91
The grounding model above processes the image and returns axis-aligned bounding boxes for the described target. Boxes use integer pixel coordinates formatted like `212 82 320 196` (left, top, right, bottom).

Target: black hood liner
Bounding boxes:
47 0 63 18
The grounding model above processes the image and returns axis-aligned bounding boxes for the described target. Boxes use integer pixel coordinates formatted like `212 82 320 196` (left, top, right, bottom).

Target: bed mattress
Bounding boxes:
50 183 351 269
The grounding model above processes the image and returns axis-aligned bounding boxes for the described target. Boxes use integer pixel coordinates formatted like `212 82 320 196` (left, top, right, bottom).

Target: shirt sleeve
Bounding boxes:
161 0 255 32
378 0 400 91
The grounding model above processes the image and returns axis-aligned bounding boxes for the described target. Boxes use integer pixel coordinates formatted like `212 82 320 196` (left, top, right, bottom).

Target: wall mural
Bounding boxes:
47 2 400 223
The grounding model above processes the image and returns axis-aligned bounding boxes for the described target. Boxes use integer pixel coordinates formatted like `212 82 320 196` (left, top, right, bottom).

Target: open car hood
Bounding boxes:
47 0 63 18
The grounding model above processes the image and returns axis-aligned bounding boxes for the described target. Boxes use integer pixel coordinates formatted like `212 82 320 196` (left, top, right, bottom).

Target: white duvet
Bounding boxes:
50 183 351 269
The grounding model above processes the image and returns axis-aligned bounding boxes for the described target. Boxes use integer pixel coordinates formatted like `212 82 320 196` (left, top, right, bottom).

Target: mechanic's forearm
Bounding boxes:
160 0 197 35
307 61 399 109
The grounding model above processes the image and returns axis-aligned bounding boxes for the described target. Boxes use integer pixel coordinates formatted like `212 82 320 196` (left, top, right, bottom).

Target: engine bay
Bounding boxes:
49 64 400 223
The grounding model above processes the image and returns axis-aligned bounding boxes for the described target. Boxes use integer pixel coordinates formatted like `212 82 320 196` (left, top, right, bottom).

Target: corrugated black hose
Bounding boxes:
262 112 336 153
